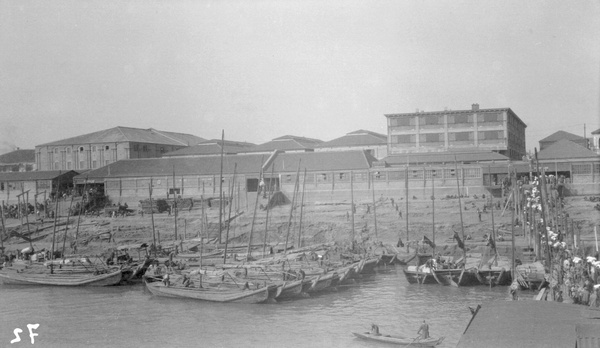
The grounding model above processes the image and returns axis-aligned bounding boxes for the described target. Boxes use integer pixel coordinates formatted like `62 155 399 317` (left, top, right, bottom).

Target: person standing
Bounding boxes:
417 320 429 339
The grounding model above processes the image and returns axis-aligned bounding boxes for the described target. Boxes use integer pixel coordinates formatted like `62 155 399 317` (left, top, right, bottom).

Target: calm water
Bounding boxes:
0 266 509 348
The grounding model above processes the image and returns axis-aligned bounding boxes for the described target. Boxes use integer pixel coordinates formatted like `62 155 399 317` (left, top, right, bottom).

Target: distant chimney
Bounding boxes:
472 104 479 111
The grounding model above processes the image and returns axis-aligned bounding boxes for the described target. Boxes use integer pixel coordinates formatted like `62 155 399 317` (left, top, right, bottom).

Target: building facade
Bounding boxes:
385 104 527 160
0 149 35 173
35 127 205 171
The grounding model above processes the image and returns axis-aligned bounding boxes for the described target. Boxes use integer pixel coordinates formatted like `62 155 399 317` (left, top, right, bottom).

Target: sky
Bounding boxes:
1 0 599 154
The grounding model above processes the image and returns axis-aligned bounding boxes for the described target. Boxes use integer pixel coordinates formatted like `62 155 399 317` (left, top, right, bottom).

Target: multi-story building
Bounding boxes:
385 104 527 160
35 126 205 171
592 128 600 155
0 149 35 172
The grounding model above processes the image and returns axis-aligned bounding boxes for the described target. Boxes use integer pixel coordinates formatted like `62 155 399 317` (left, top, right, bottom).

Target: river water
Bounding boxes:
0 266 509 348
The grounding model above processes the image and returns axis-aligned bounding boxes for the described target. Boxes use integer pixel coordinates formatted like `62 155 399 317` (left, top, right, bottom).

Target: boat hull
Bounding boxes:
402 267 437 285
0 269 123 286
352 332 444 346
146 281 276 304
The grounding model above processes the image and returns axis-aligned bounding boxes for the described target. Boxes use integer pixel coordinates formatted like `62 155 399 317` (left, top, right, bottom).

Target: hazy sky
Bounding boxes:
1 0 599 154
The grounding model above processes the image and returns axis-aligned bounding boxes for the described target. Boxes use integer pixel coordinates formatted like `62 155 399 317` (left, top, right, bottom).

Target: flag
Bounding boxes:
422 235 435 249
453 231 464 250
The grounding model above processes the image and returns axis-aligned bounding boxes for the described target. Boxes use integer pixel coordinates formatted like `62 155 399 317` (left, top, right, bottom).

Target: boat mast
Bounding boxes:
284 160 301 255
172 166 178 242
454 157 467 262
297 168 307 249
534 148 552 271
224 163 237 264
73 177 89 252
371 171 378 240
0 203 6 255
149 178 157 258
18 184 34 251
405 155 410 252
511 168 517 282
60 193 75 264
350 170 355 247
218 130 225 244
50 173 62 266
263 163 275 256
431 169 435 256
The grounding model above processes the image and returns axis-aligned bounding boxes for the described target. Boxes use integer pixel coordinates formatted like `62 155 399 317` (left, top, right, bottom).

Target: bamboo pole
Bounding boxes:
0 204 6 254
431 169 435 256
350 170 355 247
371 171 378 240
284 161 301 255
454 157 467 262
511 170 516 281
405 157 409 252
173 166 178 241
149 179 157 258
263 163 275 256
224 163 237 264
297 168 307 248
218 130 225 244
535 148 552 270
61 193 75 263
19 185 33 250
73 177 89 252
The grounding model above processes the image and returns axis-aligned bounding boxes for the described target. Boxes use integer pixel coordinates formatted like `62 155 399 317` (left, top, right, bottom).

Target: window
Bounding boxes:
54 148 59 154
423 115 440 125
160 147 165 153
479 131 503 140
449 132 473 141
79 161 85 169
66 148 71 154
392 134 414 144
478 113 502 123
54 162 59 170
92 160 97 169
169 188 181 195
105 160 109 166
0 182 4 191
133 144 139 151
463 168 481 178
572 164 591 175
79 147 84 152
92 146 97 152
142 145 148 152
67 162 72 170
105 146 110 150
420 133 443 143
448 114 472 124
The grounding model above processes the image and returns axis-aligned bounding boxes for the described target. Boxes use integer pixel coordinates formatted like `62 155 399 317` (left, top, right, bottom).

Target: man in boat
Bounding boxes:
417 320 430 339
370 324 381 336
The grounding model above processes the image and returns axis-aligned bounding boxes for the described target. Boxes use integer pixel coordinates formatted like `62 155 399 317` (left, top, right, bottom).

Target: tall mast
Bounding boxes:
431 169 435 256
297 168 307 249
224 163 237 264
371 171 378 240
246 159 264 260
263 163 275 256
405 155 410 252
454 157 466 261
173 166 178 241
73 177 89 252
350 170 355 246
149 178 157 258
218 130 225 244
284 160 301 255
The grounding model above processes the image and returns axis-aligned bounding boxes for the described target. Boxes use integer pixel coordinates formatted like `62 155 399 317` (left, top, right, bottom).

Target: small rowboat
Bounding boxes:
352 332 445 347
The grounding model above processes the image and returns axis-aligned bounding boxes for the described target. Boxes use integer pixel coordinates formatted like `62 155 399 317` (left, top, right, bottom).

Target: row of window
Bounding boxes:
389 113 504 127
391 131 505 144
52 160 110 170
52 145 111 154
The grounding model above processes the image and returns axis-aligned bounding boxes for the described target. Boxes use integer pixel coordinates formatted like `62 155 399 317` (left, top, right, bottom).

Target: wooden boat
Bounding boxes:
275 279 306 299
145 280 277 304
402 265 438 285
0 268 123 286
431 267 480 287
352 332 445 346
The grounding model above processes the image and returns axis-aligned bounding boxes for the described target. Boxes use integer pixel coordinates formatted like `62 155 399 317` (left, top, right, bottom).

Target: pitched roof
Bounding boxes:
249 135 324 152
318 130 387 148
76 150 375 180
0 170 78 182
162 139 256 157
537 139 600 160
77 154 269 180
37 127 205 147
592 128 600 135
539 130 586 143
383 150 509 165
457 300 598 348
0 149 35 164
265 150 376 172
